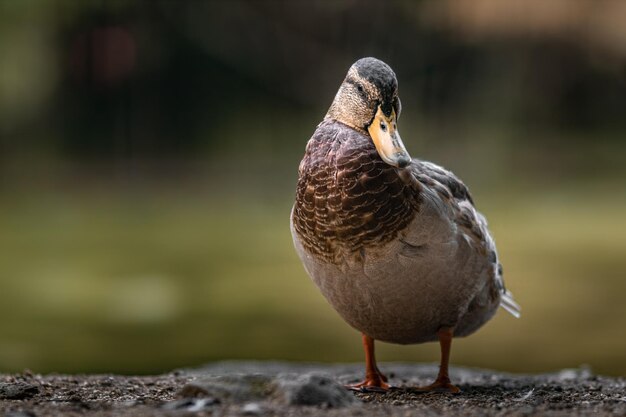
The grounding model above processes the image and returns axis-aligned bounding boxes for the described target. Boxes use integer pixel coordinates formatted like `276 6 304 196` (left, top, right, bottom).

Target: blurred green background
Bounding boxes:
1 0 625 376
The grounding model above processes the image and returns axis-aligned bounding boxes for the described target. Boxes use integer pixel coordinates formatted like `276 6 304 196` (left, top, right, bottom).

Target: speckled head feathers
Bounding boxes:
352 57 398 115
326 57 401 131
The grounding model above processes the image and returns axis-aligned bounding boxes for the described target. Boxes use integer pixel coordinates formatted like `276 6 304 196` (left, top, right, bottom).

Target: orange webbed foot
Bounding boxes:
412 376 461 394
346 375 390 393
375 366 388 383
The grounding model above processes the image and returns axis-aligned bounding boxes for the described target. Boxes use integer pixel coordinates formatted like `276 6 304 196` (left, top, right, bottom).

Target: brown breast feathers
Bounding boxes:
293 119 421 263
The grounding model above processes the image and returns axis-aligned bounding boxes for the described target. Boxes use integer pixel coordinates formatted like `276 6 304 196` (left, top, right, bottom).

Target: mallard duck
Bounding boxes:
291 57 520 393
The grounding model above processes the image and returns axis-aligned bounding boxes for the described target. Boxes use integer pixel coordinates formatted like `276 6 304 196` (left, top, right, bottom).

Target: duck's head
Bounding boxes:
326 57 411 168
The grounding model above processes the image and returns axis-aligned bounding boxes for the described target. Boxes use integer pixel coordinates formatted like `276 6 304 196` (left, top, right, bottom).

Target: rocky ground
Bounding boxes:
1 362 625 417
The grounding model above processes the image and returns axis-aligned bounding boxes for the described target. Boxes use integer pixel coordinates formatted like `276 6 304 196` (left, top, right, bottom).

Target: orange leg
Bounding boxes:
414 327 460 393
346 333 390 392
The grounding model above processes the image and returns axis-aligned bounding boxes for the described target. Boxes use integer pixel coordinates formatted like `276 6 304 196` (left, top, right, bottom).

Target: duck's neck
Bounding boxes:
324 114 368 136
325 85 372 136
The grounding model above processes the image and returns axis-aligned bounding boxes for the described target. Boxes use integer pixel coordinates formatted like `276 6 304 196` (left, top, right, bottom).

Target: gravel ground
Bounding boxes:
1 362 625 417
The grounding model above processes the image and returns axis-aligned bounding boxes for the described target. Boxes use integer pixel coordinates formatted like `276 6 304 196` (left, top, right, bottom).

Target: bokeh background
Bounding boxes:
1 0 625 376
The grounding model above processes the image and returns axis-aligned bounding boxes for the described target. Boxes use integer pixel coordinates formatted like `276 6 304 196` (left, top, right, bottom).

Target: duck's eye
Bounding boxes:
357 84 364 93
380 121 387 132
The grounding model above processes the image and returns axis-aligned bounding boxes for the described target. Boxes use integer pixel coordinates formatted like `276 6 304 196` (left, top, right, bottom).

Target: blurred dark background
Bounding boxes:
1 0 625 376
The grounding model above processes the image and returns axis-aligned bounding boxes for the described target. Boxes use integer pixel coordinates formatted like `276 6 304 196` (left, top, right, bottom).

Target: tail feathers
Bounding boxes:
500 291 521 318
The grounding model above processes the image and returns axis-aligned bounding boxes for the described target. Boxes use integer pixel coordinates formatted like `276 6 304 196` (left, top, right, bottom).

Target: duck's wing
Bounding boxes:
411 160 521 318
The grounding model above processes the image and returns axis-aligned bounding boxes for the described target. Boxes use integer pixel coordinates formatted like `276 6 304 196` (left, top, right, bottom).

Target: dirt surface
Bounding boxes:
1 362 625 416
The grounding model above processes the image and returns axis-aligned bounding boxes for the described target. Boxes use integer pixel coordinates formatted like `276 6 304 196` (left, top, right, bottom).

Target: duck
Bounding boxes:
290 57 520 393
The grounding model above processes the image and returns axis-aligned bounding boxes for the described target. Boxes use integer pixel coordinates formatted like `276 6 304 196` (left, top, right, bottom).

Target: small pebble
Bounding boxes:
242 402 263 415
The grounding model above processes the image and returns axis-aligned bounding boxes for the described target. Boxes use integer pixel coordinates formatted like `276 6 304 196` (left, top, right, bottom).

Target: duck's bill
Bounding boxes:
367 106 411 168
